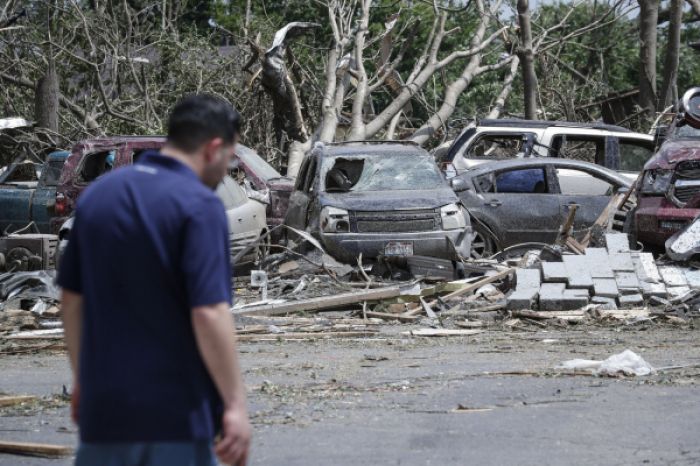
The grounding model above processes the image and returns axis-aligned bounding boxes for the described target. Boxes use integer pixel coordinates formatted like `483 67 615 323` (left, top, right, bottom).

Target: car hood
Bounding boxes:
319 188 458 211
645 139 700 170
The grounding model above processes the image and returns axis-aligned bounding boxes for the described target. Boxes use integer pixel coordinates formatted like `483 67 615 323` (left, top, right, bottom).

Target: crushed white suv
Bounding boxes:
435 119 654 191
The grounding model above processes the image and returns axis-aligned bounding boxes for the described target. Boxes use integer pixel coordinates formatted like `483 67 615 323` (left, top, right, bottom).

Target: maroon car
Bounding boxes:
52 136 165 232
635 88 700 247
52 136 292 235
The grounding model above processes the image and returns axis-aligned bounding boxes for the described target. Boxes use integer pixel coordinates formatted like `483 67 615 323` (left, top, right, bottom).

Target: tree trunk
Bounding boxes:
517 0 537 120
659 0 682 110
34 59 59 133
638 0 660 117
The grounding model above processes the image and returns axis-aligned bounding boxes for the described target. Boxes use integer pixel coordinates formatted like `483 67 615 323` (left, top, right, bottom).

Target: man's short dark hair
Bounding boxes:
167 94 241 152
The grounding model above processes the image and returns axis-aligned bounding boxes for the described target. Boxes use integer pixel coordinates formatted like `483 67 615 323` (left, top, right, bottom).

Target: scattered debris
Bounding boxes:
558 349 654 377
0 440 72 459
0 395 37 407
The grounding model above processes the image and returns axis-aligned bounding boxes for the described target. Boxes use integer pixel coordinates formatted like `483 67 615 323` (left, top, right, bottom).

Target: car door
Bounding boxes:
216 176 266 264
284 156 316 230
553 165 622 233
470 165 562 246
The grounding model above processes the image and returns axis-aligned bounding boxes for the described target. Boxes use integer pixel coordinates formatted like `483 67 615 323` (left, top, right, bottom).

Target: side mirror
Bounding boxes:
450 177 469 193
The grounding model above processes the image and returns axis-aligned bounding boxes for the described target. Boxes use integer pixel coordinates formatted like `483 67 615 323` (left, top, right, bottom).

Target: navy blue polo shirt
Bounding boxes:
57 151 232 443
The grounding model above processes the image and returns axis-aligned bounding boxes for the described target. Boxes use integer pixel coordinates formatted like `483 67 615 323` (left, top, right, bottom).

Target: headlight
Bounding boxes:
440 203 467 230
321 206 350 233
640 169 674 195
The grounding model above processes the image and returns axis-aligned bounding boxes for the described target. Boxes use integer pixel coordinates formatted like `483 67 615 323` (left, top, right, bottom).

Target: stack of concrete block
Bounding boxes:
506 232 700 312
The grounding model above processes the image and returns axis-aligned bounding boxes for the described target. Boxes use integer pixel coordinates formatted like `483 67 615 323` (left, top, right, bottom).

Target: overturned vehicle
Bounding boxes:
634 87 700 248
285 141 472 263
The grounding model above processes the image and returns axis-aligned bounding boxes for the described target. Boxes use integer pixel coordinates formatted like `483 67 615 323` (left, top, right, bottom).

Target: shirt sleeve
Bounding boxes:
182 196 232 308
56 216 82 293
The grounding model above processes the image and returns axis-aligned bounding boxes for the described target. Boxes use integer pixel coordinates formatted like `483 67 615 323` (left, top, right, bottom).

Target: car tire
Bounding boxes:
470 223 496 259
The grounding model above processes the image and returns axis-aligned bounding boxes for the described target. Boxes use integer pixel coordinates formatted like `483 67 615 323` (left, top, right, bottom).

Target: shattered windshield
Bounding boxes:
40 160 64 186
321 152 445 192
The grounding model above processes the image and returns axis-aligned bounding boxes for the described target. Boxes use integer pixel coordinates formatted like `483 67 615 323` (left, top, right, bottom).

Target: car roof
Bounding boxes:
477 118 632 133
316 141 428 157
458 158 631 186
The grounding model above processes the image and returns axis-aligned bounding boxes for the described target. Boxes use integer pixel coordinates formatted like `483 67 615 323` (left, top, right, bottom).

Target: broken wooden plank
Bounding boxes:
419 297 437 318
0 441 72 459
233 286 402 316
428 268 514 306
0 395 37 408
509 310 553 320
403 329 485 337
236 331 378 341
364 311 419 322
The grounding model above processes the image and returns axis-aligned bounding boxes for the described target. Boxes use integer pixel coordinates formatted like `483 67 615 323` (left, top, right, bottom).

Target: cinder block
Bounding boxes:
507 289 539 310
541 262 569 283
562 255 594 289
619 294 644 307
682 268 700 289
667 286 691 300
560 289 590 310
609 253 635 272
593 278 619 298
659 266 688 287
605 233 631 253
615 271 641 292
538 283 566 311
585 248 614 278
632 252 662 282
515 268 541 290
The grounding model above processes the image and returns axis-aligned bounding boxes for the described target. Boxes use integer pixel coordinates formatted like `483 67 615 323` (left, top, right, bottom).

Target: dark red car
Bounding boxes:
52 136 165 233
53 136 293 235
635 89 700 247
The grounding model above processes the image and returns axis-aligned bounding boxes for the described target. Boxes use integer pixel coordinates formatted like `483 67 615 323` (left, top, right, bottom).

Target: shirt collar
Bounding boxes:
138 150 199 181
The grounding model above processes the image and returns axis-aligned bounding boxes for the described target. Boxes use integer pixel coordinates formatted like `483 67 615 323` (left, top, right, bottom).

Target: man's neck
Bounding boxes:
160 145 203 178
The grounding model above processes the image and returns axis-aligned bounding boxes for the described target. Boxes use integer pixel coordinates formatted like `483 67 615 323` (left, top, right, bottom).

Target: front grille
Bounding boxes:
675 161 700 179
351 209 440 233
673 180 700 203
674 185 700 202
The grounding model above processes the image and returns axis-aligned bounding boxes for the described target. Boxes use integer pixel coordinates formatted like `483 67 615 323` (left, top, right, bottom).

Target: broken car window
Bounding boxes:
216 176 247 209
0 161 39 183
551 136 603 163
79 150 115 183
467 134 530 159
40 160 64 186
619 139 654 172
325 158 364 192
494 168 548 193
321 153 444 192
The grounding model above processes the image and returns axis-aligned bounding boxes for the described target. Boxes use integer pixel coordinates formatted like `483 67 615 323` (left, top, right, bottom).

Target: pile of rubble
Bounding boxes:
508 232 700 313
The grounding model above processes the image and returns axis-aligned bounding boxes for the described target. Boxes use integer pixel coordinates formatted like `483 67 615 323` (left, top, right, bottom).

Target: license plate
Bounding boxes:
384 241 413 256
660 220 688 231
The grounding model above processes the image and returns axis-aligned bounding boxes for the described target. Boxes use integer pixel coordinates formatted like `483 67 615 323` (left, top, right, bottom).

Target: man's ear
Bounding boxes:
203 137 224 162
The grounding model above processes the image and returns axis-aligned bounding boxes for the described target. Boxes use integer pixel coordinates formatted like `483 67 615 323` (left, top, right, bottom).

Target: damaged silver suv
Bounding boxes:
284 141 472 263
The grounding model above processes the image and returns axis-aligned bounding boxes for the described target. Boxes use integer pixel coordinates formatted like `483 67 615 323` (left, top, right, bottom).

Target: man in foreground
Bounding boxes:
59 94 251 465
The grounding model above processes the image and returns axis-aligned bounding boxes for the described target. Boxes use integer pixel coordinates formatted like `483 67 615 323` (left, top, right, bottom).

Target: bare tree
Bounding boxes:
517 0 537 119
638 0 660 117
659 0 682 110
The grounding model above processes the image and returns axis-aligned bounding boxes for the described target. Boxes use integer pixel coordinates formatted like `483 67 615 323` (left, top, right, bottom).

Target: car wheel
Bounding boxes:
470 223 496 259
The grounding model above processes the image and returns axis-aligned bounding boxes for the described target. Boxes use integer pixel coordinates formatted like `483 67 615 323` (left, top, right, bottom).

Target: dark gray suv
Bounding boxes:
284 141 472 263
